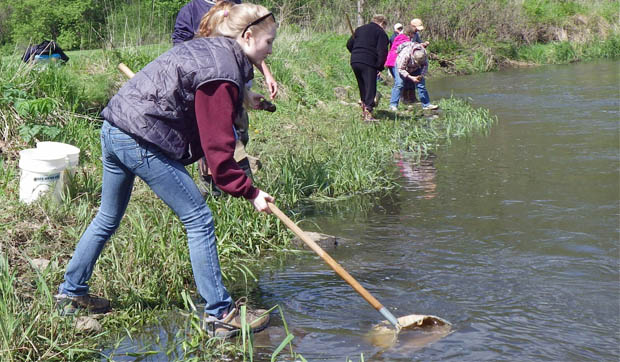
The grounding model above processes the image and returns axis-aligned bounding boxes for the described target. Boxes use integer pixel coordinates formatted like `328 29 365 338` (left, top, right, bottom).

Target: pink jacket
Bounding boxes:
385 33 411 67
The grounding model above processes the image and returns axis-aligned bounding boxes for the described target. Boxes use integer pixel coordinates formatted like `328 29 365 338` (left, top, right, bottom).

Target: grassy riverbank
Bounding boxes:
1 1 618 358
0 28 506 361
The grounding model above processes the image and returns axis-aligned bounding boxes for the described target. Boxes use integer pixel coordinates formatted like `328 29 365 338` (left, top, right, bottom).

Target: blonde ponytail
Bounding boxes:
197 1 235 38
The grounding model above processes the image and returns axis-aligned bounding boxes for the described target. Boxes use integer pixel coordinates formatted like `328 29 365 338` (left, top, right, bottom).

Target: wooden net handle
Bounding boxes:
268 202 384 311
118 63 135 79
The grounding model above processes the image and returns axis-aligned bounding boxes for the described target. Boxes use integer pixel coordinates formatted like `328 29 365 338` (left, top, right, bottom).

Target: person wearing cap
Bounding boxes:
389 23 403 48
397 17 430 105
410 18 430 47
346 14 389 122
395 40 439 111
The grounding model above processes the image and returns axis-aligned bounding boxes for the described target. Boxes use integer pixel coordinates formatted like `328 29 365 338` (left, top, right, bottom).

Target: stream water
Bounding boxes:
105 60 619 361
255 60 620 361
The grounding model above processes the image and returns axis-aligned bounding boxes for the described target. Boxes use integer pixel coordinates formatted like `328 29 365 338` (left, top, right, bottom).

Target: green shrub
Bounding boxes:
597 1 620 23
517 43 551 63
7 0 105 49
31 67 87 112
523 0 584 25
429 38 462 55
103 0 176 47
580 35 620 59
552 41 577 62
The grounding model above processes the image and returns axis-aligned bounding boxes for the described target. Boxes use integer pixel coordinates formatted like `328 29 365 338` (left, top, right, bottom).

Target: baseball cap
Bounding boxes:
411 18 424 31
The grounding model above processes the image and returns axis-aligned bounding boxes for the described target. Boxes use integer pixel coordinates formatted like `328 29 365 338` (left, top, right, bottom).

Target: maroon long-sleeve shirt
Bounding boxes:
194 80 259 200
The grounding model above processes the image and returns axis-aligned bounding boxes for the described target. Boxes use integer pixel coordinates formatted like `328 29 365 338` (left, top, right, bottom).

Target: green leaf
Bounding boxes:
271 333 294 362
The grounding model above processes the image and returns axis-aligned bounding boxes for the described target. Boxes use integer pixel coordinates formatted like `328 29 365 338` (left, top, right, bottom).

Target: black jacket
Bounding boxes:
22 41 69 63
346 22 388 71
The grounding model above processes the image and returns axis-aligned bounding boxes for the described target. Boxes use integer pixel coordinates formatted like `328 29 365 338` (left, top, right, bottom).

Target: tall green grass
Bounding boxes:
0 255 103 361
516 35 620 63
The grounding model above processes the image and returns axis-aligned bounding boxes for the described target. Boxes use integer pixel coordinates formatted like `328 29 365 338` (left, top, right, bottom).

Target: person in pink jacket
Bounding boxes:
386 25 417 110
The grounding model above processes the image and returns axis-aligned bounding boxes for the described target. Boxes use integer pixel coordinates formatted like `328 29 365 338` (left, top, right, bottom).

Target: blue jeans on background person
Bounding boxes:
389 66 405 108
58 120 233 318
388 66 395 79
413 72 431 107
389 67 415 91
389 66 431 108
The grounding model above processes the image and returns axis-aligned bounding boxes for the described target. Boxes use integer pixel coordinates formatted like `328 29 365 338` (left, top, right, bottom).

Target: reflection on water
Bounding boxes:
103 61 619 361
396 153 437 199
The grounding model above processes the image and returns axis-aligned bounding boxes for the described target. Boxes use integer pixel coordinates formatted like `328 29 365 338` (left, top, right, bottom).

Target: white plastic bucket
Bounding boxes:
19 148 68 204
36 141 80 169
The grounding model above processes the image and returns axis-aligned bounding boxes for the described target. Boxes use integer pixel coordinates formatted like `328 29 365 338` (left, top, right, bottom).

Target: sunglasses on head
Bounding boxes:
241 13 275 38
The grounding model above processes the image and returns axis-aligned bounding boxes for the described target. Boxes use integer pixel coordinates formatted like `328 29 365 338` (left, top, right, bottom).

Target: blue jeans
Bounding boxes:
58 120 232 318
388 67 414 91
389 66 431 108
389 66 405 108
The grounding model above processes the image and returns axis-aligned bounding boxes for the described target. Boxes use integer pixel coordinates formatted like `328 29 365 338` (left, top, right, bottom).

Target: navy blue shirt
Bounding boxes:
389 32 398 47
412 31 422 44
172 0 242 45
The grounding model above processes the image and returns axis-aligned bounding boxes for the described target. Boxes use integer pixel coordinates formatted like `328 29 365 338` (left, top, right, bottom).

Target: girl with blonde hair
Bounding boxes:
194 1 276 196
56 2 277 339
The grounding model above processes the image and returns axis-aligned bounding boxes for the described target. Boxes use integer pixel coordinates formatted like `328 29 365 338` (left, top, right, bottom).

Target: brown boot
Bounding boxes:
205 298 270 338
362 105 378 123
55 293 111 315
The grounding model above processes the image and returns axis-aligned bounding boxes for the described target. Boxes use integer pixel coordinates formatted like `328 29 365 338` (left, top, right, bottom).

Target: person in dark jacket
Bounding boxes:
55 3 276 339
172 0 238 44
346 14 389 122
409 18 429 47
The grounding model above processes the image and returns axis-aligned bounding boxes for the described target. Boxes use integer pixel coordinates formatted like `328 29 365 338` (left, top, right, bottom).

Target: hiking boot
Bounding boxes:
423 104 439 111
55 293 111 315
364 113 379 123
362 105 379 123
204 298 270 338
